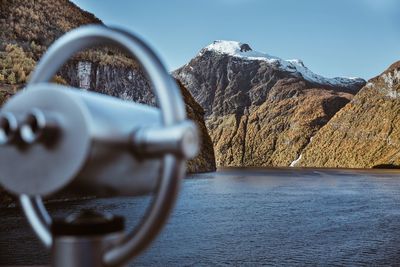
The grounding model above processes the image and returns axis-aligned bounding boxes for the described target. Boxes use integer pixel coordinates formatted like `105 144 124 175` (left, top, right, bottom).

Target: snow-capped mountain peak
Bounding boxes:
200 40 365 89
202 40 281 62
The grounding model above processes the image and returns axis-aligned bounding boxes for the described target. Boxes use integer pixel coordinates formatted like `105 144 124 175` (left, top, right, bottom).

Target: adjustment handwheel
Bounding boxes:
19 25 191 267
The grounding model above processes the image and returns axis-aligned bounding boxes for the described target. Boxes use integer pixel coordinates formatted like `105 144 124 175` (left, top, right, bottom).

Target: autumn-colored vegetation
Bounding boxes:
0 0 102 50
0 0 138 91
0 44 36 84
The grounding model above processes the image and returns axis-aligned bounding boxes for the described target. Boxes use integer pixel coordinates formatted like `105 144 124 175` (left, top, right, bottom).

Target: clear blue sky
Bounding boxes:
71 0 400 79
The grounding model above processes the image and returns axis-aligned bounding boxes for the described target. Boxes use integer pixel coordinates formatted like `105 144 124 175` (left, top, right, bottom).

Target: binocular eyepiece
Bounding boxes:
0 112 18 145
20 108 60 145
0 108 60 146
1 101 198 157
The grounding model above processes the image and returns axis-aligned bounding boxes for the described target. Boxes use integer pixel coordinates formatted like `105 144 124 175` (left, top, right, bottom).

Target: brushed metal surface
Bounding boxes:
0 84 162 197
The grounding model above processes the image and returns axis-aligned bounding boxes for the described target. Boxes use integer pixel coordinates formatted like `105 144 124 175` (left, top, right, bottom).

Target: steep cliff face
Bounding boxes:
60 60 216 172
296 61 400 168
206 83 353 166
174 40 366 167
60 61 156 105
176 80 216 172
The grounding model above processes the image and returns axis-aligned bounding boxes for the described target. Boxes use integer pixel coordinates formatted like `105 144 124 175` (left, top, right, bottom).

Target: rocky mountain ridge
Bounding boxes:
201 41 365 92
174 40 366 166
295 61 400 168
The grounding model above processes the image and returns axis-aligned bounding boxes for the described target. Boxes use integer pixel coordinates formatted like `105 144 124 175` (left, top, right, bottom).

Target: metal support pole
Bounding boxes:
51 210 124 267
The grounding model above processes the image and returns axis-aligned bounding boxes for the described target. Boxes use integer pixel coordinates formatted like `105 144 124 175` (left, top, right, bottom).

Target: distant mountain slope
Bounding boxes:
0 0 101 50
174 40 366 167
295 61 400 168
201 40 365 93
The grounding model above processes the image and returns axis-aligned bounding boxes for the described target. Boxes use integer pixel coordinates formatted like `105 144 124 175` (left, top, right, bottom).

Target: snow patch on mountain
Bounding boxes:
201 40 365 88
290 154 302 167
382 69 400 99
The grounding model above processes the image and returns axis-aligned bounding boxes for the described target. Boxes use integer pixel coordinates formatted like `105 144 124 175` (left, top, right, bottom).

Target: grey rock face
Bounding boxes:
174 50 365 118
60 61 156 105
173 45 366 167
59 60 216 173
240 43 252 52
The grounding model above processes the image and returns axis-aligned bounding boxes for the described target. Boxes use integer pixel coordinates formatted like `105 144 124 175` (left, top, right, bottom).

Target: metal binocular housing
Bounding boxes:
0 25 199 267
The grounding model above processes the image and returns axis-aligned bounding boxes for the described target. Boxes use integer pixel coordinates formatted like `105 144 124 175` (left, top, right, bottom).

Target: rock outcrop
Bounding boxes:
176 80 216 172
295 61 400 168
174 40 366 167
60 61 156 105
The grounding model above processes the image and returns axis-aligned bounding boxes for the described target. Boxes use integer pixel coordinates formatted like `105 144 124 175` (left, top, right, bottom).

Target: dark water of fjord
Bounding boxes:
2 168 400 266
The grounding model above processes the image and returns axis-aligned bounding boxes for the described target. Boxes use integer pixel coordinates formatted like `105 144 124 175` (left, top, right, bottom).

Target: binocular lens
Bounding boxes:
0 113 18 145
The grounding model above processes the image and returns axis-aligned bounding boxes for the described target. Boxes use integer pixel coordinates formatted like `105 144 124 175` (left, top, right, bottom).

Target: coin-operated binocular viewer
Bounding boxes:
0 25 199 267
